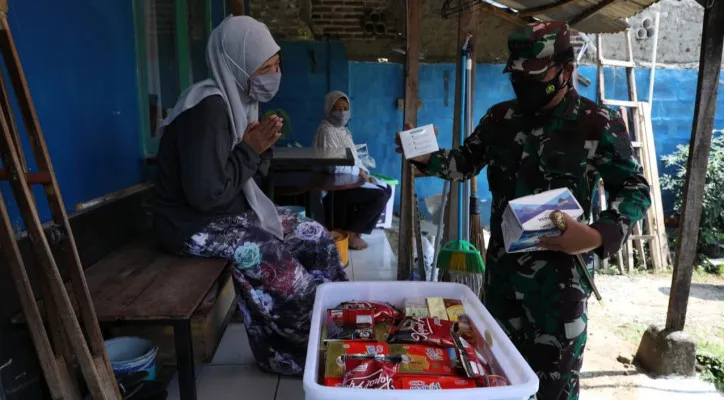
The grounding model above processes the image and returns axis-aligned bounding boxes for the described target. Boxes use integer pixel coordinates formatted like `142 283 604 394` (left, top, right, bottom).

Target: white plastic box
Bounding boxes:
303 281 539 400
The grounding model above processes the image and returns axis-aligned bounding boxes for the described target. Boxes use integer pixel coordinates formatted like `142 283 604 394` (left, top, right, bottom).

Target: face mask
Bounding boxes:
511 67 567 114
329 110 350 127
248 72 281 103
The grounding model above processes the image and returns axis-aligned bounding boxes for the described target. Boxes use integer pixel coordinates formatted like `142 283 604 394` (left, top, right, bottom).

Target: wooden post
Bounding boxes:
229 0 244 16
665 0 724 331
443 8 477 243
397 0 422 280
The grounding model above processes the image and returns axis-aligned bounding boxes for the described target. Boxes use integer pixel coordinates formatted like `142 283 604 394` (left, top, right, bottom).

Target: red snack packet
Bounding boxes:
389 344 457 376
326 308 376 341
339 302 403 322
323 377 344 387
395 375 478 390
476 375 510 387
388 317 455 347
342 355 402 389
452 327 492 378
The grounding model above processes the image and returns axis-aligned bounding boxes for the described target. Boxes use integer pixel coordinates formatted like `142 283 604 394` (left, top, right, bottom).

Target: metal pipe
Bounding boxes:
648 12 660 104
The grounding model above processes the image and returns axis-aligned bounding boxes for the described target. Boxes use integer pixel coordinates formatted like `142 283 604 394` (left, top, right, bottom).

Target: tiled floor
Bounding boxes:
166 229 396 400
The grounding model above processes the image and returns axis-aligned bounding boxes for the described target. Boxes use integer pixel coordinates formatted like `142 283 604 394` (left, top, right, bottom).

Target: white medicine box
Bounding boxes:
502 188 584 253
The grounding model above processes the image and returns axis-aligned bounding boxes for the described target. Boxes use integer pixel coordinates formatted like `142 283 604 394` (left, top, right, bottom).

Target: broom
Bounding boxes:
437 36 485 297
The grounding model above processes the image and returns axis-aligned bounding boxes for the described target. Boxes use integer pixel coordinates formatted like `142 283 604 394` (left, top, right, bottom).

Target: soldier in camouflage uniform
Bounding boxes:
396 22 651 400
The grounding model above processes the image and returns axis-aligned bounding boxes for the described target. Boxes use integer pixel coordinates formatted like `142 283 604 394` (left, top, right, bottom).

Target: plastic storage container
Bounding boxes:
303 281 539 400
370 173 398 229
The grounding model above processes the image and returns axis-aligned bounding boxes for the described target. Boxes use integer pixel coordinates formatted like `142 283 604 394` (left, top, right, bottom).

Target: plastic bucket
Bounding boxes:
105 337 158 381
282 205 306 218
331 230 349 267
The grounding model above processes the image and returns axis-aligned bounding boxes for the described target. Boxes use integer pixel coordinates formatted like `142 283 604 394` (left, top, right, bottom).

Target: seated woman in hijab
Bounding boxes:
153 16 347 376
313 91 392 250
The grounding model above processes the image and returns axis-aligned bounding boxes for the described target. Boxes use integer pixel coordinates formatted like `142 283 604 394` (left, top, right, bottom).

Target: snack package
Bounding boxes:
395 375 478 390
443 299 466 322
324 377 343 387
404 298 429 318
389 344 457 376
325 308 376 341
339 301 403 322
476 375 511 387
388 317 455 347
426 297 448 320
342 355 403 389
451 328 493 378
325 341 390 383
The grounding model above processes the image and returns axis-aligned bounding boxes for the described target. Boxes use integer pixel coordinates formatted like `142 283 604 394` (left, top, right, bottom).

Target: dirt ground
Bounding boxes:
581 272 724 398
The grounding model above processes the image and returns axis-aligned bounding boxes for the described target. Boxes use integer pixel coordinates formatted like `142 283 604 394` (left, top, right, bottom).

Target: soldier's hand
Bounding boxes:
538 212 603 255
395 122 439 165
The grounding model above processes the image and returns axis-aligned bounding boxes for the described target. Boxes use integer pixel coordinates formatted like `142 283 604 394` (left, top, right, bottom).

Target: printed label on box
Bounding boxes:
502 188 584 253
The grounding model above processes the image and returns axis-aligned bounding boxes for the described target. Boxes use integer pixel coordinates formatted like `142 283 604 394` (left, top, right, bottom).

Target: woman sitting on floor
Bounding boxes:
152 16 347 376
313 91 392 250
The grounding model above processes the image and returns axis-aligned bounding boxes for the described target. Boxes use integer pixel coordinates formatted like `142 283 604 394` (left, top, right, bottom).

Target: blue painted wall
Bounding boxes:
1 0 144 230
262 41 349 146
343 62 724 224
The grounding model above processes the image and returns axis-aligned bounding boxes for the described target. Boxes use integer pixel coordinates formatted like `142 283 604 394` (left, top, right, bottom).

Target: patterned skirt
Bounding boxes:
184 207 348 375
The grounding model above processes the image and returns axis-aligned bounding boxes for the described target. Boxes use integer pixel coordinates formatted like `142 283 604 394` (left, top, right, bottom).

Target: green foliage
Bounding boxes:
697 353 724 391
660 134 724 254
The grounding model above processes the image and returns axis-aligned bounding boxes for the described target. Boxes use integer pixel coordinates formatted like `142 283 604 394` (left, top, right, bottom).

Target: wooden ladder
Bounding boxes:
595 20 670 273
0 2 120 399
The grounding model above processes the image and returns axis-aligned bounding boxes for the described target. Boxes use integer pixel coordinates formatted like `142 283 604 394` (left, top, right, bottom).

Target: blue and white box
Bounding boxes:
502 188 584 253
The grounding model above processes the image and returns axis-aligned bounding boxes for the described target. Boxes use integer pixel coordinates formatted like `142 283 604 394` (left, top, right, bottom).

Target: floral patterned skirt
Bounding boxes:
184 207 348 375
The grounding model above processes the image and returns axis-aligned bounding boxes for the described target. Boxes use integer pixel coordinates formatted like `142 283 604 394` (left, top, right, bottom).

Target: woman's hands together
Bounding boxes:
243 115 283 154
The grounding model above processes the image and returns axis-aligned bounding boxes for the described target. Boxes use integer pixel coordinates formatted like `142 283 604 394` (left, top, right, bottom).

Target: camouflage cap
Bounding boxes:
504 21 572 76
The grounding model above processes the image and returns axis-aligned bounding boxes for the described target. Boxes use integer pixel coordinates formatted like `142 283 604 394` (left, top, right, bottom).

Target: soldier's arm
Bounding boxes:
411 108 495 181
590 110 652 259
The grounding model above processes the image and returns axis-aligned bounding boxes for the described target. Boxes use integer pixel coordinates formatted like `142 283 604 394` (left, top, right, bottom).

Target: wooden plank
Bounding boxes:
0 14 119 396
640 102 671 268
120 257 227 320
0 191 79 399
666 0 724 331
83 242 172 321
634 105 665 270
599 58 636 68
569 0 617 27
397 0 422 280
518 0 580 17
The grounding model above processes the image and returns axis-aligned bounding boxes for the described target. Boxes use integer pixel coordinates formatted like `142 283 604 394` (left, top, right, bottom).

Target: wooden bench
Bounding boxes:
87 240 228 400
15 238 229 400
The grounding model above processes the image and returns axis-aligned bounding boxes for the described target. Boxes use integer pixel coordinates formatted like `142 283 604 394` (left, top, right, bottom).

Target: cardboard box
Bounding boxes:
110 271 236 366
501 188 584 253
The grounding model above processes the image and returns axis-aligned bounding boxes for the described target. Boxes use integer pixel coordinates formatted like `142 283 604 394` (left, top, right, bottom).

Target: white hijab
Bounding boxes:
313 91 362 167
158 15 283 240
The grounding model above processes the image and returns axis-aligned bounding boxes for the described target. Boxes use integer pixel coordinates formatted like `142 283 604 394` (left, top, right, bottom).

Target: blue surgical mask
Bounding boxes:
248 72 281 103
329 110 350 127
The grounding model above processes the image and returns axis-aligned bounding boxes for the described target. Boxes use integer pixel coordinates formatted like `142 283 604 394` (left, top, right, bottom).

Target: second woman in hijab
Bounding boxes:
153 16 347 376
313 91 392 250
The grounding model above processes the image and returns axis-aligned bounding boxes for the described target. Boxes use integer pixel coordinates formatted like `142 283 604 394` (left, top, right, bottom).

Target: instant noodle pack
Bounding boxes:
303 281 539 399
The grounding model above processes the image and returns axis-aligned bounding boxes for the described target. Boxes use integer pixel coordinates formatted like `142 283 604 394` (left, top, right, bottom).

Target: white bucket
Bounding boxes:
303 281 539 400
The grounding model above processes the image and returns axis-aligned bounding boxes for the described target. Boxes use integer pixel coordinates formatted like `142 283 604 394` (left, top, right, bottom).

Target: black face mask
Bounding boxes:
511 68 567 114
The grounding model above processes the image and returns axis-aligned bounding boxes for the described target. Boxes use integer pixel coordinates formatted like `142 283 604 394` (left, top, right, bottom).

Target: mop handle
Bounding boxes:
458 51 467 241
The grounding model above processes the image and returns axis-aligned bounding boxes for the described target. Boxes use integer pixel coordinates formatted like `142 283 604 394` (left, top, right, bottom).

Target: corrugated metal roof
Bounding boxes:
483 0 661 33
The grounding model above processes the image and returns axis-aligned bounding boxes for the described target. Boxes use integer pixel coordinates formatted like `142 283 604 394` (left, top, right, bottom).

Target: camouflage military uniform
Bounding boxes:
415 22 651 400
